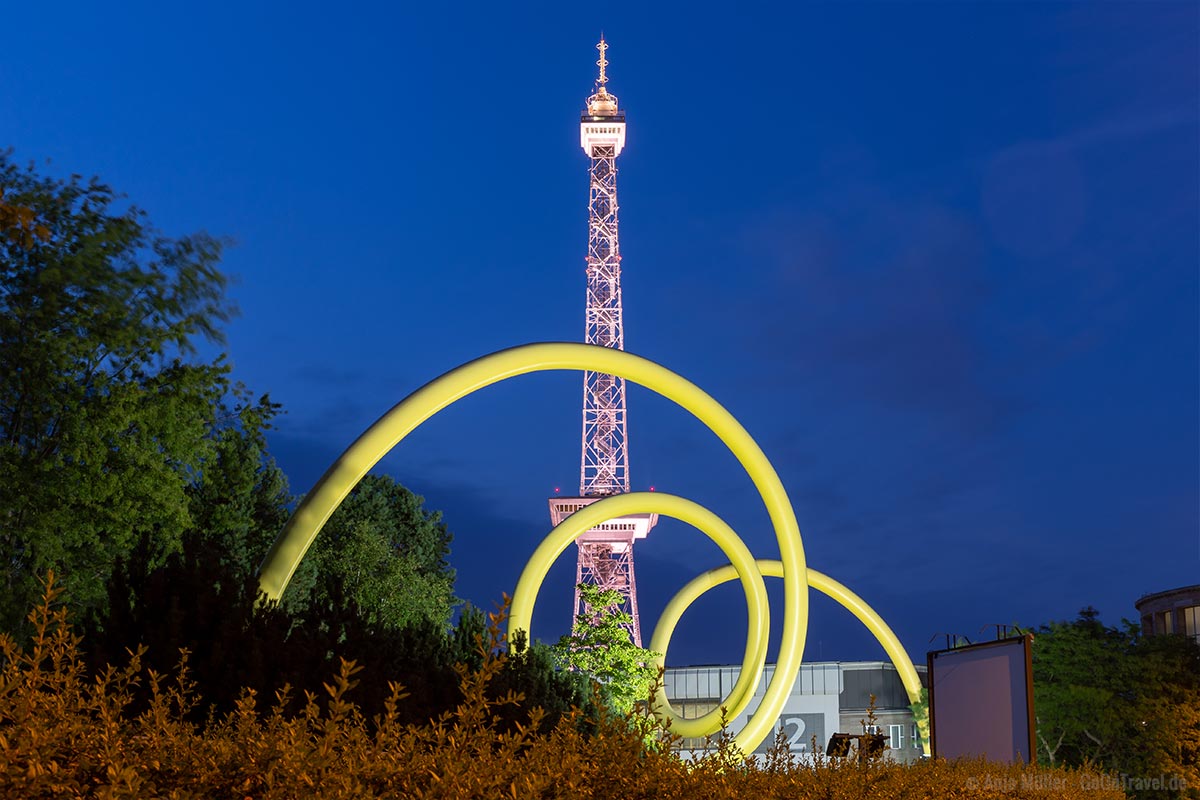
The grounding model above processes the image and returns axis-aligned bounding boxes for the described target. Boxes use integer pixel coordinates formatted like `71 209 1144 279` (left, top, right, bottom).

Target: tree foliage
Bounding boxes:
0 187 50 249
290 474 458 631
1032 607 1200 797
554 583 661 715
185 396 292 585
0 153 237 632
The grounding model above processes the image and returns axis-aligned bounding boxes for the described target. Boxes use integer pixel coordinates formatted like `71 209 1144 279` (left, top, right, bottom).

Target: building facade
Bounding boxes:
663 661 927 762
1136 584 1200 645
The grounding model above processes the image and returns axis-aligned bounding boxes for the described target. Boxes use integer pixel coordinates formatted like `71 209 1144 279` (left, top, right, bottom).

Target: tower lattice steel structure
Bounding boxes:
549 38 657 646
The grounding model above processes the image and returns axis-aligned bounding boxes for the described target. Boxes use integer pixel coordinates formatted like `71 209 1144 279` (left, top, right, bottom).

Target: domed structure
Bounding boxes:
1136 584 1200 644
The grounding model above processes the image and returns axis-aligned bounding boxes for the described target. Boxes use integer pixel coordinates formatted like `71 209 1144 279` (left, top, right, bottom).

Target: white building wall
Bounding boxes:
663 661 924 762
663 663 842 761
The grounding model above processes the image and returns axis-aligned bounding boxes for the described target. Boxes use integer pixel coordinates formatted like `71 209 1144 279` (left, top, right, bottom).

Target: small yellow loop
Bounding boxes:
508 493 769 740
650 559 927 755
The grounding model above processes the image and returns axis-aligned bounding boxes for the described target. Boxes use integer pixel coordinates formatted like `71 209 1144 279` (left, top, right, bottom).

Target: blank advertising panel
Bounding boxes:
927 635 1035 763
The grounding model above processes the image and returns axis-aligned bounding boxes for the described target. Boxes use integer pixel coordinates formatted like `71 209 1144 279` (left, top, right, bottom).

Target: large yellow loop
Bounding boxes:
508 493 769 742
258 342 810 755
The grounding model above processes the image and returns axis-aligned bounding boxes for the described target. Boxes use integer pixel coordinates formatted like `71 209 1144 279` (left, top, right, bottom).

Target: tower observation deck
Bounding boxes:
548 38 657 646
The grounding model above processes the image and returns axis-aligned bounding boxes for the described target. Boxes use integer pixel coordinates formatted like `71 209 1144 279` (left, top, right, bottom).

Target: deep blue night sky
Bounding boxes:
4 1 1197 667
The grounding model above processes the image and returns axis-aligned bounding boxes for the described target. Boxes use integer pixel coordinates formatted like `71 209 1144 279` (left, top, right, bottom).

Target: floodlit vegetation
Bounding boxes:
552 583 661 715
0 576 1128 800
1032 607 1200 793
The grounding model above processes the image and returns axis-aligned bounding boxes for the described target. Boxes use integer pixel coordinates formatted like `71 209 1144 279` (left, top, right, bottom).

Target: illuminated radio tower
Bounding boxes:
549 37 657 646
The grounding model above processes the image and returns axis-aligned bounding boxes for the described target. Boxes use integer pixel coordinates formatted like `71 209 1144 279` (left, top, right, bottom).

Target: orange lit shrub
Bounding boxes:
0 575 1127 799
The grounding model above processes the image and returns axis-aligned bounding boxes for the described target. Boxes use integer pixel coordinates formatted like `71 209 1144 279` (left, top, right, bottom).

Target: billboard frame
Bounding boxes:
926 633 1036 762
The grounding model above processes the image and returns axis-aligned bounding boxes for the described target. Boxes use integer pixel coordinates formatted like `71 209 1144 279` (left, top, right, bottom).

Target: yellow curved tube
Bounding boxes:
257 342 811 755
507 492 769 741
650 560 924 735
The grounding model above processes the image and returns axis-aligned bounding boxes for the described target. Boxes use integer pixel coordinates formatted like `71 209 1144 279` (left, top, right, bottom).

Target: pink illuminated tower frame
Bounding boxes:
548 38 657 646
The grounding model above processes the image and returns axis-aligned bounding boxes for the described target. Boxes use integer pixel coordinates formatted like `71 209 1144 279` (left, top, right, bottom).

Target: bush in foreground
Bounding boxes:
1 577 1128 799
87 533 594 735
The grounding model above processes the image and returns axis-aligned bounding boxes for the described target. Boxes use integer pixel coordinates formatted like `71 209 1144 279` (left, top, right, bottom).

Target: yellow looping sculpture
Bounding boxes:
258 342 920 757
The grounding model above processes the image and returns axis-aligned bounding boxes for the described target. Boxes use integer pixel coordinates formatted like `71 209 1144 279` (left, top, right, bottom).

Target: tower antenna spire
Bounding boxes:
596 35 609 87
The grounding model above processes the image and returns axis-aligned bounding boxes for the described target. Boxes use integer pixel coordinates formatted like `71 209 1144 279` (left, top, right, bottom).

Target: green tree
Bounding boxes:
1032 607 1200 797
553 583 661 715
0 153 236 632
185 394 293 584
290 474 457 630
1033 608 1132 766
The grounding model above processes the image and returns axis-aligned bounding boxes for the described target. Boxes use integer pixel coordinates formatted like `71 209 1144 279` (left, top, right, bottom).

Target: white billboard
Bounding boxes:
927 635 1035 763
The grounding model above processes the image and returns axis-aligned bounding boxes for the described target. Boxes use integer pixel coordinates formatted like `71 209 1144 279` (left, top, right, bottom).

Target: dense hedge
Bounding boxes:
84 534 594 734
1 577 1127 799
